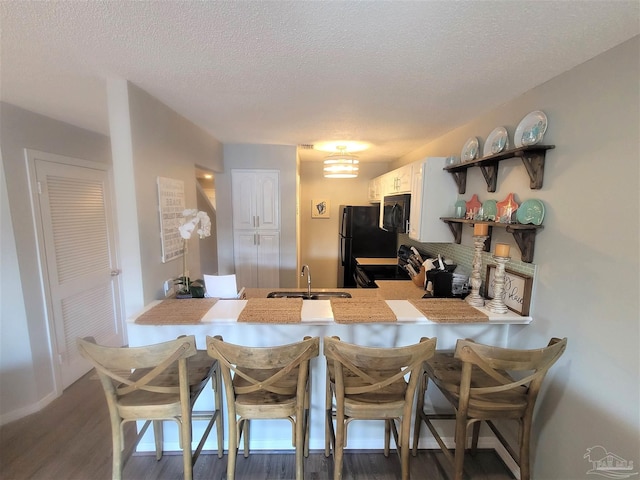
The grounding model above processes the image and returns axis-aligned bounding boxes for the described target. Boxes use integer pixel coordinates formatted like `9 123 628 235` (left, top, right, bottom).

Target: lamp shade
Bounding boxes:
323 152 359 178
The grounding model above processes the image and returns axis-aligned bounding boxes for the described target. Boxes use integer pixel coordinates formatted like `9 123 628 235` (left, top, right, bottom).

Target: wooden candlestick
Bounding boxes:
486 255 510 314
466 235 488 307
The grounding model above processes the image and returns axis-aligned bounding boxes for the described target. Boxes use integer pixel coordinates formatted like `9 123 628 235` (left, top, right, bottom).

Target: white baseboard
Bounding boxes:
0 390 58 426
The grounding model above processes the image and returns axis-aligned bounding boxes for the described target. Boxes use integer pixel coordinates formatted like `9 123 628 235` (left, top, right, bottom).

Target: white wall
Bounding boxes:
0 102 112 423
299 161 391 288
395 37 640 478
217 144 298 287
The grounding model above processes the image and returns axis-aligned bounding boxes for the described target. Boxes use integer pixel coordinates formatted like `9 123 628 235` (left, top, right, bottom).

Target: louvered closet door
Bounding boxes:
35 159 122 389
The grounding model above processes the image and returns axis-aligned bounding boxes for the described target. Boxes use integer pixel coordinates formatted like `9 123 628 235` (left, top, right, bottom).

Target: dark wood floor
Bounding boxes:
0 372 514 480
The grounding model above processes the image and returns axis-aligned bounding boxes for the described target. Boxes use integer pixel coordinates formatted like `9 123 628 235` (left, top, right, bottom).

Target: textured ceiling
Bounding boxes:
1 1 638 163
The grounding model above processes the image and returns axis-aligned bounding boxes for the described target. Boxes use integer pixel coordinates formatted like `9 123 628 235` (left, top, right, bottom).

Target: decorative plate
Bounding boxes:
482 199 498 221
461 137 479 162
514 110 548 147
454 199 467 218
483 127 509 157
496 193 519 223
465 194 481 219
446 156 460 167
516 199 545 225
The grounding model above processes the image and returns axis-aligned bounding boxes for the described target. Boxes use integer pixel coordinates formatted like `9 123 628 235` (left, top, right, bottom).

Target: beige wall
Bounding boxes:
395 37 640 478
299 161 391 288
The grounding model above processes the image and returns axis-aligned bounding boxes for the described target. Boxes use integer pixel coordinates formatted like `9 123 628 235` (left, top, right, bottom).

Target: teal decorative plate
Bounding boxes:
482 200 498 221
516 199 545 225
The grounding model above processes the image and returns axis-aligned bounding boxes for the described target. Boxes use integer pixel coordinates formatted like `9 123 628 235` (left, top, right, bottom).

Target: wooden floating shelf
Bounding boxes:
444 145 555 194
440 218 544 263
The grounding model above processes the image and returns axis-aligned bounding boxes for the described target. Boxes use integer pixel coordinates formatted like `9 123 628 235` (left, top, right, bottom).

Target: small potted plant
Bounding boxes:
175 209 211 298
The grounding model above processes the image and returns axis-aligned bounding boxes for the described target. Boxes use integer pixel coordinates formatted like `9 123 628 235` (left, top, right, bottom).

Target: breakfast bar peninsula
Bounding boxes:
126 282 531 455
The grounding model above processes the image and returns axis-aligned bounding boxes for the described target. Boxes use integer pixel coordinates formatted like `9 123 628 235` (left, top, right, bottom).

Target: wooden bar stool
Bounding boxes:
412 337 567 480
323 336 437 480
77 335 224 480
206 335 319 480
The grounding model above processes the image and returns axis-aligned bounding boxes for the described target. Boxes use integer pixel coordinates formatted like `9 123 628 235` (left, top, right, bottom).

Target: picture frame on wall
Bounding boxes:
311 199 330 218
484 266 533 316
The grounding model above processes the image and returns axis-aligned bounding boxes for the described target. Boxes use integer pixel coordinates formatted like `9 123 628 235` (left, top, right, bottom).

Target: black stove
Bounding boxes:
354 264 410 288
354 245 430 288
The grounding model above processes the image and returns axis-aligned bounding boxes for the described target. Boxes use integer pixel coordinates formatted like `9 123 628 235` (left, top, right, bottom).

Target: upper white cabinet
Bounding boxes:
370 164 413 202
368 176 383 203
408 157 457 242
385 163 413 194
232 170 279 230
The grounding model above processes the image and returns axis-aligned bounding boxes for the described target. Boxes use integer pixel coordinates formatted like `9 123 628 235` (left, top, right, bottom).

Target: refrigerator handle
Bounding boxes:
339 236 345 266
340 207 347 237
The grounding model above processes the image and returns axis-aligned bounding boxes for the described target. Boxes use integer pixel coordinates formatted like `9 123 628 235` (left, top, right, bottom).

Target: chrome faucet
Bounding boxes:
301 264 311 297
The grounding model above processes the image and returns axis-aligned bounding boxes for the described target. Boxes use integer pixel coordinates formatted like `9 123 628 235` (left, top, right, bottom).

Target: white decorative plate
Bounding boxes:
514 110 548 147
461 137 479 162
483 127 509 157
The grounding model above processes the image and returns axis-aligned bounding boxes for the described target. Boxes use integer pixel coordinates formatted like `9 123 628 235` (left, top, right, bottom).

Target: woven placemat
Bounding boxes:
135 298 218 325
408 298 488 323
330 298 397 323
237 298 302 323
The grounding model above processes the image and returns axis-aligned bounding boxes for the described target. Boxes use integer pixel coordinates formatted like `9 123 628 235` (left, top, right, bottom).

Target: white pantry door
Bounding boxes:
31 152 123 389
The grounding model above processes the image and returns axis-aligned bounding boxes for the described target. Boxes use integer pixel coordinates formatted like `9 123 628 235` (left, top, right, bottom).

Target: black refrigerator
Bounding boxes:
338 205 397 288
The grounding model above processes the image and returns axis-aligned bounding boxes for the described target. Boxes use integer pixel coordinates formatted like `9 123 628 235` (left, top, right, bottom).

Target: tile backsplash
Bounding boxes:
398 235 536 297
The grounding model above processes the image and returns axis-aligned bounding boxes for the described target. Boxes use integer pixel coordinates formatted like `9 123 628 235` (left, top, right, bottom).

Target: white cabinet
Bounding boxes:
233 231 280 288
371 163 413 201
368 176 383 203
232 170 279 230
386 164 413 194
408 157 457 242
232 169 280 288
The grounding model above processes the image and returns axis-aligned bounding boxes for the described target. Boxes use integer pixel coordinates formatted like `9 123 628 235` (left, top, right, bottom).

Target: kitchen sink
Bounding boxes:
266 291 352 300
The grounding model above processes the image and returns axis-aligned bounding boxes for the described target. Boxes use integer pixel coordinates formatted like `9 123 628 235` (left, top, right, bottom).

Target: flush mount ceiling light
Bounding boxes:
323 146 360 178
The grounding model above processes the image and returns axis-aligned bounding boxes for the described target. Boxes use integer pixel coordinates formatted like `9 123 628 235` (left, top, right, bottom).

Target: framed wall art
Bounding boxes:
484 266 533 316
157 176 185 263
311 199 330 219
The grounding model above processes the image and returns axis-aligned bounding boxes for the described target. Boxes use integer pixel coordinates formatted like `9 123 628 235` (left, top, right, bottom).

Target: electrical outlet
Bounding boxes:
163 279 175 297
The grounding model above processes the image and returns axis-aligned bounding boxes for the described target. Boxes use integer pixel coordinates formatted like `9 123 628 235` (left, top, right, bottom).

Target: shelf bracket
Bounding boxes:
506 226 540 263
519 152 545 189
444 220 463 244
450 170 467 194
479 162 498 192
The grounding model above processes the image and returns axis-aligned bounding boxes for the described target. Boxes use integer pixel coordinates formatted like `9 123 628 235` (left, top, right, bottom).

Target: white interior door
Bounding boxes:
31 151 123 389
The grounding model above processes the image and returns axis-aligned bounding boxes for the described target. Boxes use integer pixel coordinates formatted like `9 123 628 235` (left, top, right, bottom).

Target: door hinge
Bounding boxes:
58 353 64 365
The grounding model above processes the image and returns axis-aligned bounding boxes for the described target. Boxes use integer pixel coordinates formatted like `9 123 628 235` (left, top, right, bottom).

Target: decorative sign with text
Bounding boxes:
485 266 533 316
157 177 185 263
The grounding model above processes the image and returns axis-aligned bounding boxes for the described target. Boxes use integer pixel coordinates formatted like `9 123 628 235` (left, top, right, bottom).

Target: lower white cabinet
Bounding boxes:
408 157 457 242
233 231 280 288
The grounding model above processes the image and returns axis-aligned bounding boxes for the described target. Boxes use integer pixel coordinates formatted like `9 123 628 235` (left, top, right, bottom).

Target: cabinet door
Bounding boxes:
257 232 280 287
408 157 456 242
255 171 279 230
233 231 258 288
395 164 413 193
232 172 257 229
